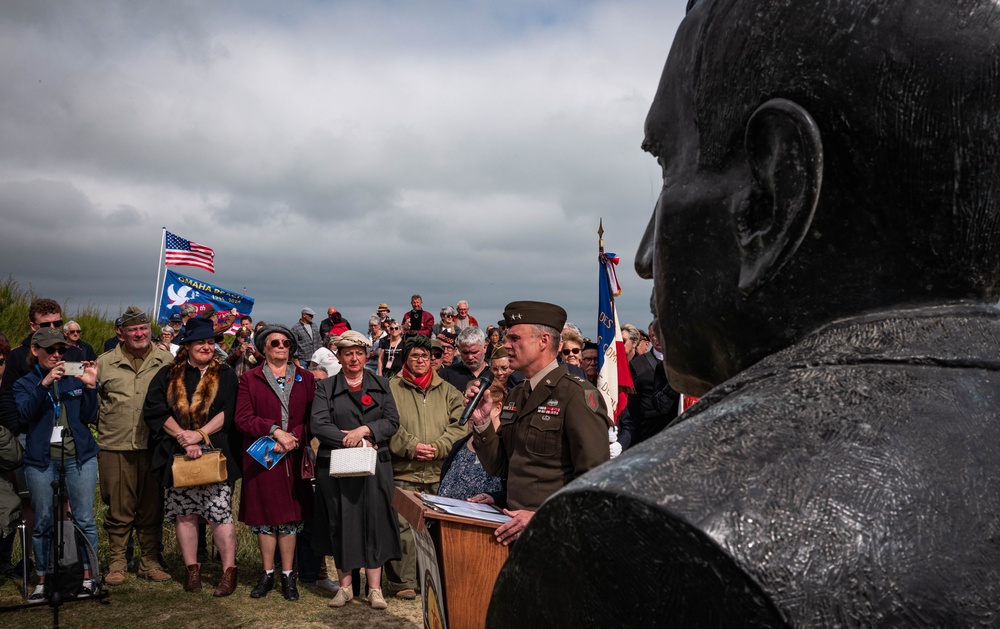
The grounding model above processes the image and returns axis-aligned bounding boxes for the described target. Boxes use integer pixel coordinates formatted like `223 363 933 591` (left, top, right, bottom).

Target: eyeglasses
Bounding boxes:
66 329 81 334
389 326 401 331
581 356 598 363
0 357 5 366
269 339 292 348
42 345 68 355
431 350 443 359
561 348 581 356
409 354 430 362
37 320 64 329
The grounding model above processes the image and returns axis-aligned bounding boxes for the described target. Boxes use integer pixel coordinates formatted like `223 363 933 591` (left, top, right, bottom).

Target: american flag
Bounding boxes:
164 230 215 273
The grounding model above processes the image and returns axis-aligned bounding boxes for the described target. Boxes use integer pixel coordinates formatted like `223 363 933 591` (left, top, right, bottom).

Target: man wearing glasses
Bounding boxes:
63 320 97 361
453 301 478 331
0 298 84 434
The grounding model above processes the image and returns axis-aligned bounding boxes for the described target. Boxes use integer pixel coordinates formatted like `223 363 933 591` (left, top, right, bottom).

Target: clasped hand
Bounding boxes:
271 428 298 453
176 429 204 448
342 426 375 449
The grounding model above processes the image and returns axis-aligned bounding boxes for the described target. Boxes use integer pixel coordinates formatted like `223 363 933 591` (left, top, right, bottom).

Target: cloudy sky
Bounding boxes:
0 0 684 337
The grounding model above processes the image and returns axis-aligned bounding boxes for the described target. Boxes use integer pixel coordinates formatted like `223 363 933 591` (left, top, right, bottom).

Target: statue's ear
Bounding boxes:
737 98 823 294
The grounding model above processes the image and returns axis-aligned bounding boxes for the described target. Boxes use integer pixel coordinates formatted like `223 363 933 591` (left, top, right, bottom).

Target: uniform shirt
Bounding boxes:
473 362 611 510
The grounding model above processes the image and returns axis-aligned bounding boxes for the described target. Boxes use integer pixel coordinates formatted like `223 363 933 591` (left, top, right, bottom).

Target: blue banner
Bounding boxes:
158 269 254 325
597 252 620 371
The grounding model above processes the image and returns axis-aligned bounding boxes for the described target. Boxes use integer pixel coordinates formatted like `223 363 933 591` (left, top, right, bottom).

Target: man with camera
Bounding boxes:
400 294 434 338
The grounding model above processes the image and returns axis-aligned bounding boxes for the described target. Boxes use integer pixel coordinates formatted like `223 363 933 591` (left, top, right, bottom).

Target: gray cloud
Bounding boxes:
0 0 682 334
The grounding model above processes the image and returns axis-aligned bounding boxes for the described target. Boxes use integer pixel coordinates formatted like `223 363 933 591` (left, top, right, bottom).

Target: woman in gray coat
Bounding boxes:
311 330 400 611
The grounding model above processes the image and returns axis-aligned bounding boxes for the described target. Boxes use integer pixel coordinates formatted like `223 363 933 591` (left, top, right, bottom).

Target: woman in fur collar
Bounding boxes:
144 318 243 597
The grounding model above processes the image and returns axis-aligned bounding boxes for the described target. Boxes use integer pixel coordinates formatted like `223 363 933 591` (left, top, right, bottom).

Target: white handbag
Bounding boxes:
329 440 377 477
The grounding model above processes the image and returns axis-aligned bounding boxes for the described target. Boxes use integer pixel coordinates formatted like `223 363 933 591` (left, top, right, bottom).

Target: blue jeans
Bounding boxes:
24 456 99 576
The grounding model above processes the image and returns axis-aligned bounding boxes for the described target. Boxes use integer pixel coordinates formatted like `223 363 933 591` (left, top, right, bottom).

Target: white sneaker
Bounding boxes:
79 578 98 598
28 584 46 604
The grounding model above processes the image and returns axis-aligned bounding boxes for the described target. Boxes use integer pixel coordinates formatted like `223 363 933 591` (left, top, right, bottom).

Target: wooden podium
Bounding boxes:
393 488 509 629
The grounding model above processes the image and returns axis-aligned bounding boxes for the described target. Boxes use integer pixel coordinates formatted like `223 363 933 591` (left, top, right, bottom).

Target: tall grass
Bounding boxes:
0 276 175 350
0 276 119 350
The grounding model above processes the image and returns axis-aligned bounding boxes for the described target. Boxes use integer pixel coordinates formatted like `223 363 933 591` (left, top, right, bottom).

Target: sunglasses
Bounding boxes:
432 350 443 359
0 357 5 366
37 320 64 329
42 345 68 355
269 339 292 348
389 326 401 331
561 348 581 356
66 329 81 334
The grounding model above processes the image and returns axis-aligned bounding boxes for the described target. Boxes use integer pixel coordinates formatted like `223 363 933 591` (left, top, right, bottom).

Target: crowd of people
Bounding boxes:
0 294 682 613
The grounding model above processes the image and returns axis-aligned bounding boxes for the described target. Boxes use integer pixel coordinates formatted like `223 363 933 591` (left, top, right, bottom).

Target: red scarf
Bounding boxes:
401 364 433 390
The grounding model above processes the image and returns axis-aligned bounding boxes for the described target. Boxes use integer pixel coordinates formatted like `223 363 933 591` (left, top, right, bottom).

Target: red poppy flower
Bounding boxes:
361 395 374 406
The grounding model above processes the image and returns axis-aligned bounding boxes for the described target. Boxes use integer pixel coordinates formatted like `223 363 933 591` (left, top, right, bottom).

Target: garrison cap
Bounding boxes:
120 306 150 327
503 301 567 331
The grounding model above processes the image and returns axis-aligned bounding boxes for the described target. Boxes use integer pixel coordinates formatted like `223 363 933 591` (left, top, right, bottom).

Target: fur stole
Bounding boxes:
167 358 222 430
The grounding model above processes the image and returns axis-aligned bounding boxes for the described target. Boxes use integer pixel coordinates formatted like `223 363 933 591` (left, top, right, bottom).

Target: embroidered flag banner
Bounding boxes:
597 249 634 423
158 269 254 325
165 230 216 273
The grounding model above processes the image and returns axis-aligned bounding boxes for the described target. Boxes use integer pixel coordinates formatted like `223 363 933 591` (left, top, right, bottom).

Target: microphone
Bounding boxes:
459 368 495 426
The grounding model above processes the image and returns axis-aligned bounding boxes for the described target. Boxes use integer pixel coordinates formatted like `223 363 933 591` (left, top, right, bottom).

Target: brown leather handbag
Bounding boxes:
172 430 228 488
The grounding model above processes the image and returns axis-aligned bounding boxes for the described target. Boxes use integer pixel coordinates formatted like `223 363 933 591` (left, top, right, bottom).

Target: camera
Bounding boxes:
408 309 422 333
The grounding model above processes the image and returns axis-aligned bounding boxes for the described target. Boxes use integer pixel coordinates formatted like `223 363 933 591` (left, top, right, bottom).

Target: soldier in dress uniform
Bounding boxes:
469 301 610 546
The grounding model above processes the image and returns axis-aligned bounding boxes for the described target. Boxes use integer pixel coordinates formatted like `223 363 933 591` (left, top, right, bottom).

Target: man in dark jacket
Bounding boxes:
627 321 678 445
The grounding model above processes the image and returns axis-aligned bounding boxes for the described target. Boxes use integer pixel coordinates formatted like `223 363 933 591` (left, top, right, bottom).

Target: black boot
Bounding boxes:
281 572 299 601
250 571 274 599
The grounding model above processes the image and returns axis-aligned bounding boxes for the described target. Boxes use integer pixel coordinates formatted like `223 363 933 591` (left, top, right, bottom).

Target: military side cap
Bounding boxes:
32 327 67 348
503 301 567 331
120 306 149 327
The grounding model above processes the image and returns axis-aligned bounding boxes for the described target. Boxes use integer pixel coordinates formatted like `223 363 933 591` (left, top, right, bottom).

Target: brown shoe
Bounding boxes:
395 588 417 600
184 564 202 593
104 570 126 586
137 567 171 582
213 566 238 597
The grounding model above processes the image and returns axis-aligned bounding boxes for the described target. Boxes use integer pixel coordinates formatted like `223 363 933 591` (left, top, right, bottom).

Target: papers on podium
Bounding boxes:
420 494 512 525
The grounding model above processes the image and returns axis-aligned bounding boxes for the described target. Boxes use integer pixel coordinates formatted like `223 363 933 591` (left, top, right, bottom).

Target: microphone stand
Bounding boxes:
47 431 67 629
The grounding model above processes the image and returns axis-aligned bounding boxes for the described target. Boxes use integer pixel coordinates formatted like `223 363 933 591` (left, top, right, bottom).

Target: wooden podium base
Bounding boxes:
394 488 509 629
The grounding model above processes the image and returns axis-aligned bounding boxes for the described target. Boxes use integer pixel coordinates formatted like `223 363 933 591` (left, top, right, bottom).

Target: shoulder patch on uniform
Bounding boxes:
585 391 599 411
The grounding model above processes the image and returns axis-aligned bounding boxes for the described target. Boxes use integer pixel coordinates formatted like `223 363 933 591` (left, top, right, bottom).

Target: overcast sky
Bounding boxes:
0 0 684 338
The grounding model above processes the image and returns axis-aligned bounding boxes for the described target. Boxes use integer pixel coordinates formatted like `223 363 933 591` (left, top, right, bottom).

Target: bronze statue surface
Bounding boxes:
488 0 1000 625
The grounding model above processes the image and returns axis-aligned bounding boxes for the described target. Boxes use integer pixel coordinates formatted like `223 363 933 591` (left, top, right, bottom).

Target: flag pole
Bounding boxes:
152 228 166 321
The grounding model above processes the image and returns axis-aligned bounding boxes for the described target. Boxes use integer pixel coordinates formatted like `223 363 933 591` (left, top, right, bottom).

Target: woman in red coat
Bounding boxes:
235 325 315 601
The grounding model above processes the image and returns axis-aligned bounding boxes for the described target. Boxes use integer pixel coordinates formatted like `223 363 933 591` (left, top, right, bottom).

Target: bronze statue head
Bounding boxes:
636 0 1000 395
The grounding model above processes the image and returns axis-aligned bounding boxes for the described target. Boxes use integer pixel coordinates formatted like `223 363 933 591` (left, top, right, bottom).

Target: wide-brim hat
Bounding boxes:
176 317 224 345
254 324 297 356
